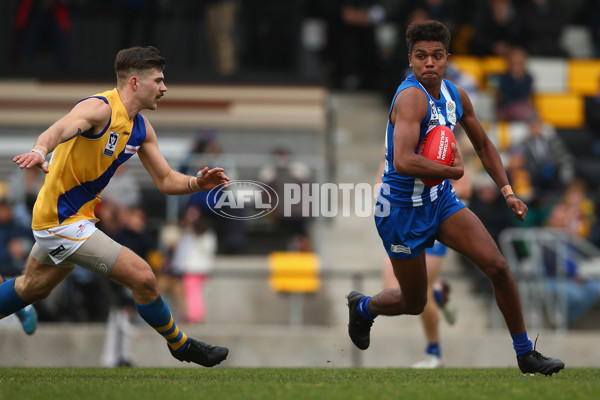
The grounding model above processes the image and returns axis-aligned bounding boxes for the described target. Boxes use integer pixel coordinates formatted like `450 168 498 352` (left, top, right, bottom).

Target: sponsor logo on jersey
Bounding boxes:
446 101 456 125
49 245 66 257
125 145 140 155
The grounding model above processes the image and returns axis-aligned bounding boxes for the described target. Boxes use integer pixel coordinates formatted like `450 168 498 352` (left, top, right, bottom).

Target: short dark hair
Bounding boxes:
114 46 166 84
406 20 451 53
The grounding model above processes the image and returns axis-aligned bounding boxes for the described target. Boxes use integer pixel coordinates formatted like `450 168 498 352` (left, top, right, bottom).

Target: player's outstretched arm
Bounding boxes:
457 86 527 221
12 98 111 174
138 117 229 195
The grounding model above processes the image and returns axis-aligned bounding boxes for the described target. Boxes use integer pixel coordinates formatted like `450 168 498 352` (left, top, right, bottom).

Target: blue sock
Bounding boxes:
135 296 188 352
0 278 28 319
426 342 441 358
511 331 533 359
433 287 444 306
357 296 376 320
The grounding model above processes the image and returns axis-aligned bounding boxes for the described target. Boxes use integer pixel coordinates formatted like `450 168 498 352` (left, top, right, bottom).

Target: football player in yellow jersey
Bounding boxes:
0 46 230 367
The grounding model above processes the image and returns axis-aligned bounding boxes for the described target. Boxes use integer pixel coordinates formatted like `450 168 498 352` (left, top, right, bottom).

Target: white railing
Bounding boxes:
495 227 600 332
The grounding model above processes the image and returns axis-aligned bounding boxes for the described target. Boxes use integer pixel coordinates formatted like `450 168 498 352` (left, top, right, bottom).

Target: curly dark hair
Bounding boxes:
115 46 166 84
406 20 451 53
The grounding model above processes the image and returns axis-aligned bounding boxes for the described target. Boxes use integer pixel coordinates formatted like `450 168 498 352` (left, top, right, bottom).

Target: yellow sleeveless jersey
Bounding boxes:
32 88 147 230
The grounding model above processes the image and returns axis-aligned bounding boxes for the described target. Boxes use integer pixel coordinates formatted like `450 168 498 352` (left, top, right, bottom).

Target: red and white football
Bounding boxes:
417 125 456 186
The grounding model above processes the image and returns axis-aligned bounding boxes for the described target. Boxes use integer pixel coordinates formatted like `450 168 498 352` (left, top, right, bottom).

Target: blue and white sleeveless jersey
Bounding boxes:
379 74 463 207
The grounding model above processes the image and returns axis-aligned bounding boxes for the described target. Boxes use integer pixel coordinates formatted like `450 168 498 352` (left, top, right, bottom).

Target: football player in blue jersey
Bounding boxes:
348 20 563 375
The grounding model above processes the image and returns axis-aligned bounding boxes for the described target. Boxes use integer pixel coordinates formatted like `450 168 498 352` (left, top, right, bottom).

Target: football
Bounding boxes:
417 125 456 186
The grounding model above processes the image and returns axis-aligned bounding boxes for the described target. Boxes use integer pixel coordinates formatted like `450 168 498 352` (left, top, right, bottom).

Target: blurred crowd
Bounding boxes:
3 1 600 87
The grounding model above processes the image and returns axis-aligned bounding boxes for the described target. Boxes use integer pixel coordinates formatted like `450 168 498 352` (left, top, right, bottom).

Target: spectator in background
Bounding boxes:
6 168 44 227
516 0 566 57
115 207 153 267
469 174 513 246
258 147 313 252
444 64 480 110
469 0 519 57
494 47 537 122
543 179 600 325
501 118 575 229
322 0 386 90
583 73 600 157
467 174 514 296
101 164 142 209
0 181 37 334
0 181 33 278
506 147 534 205
180 131 237 181
13 0 71 70
519 117 574 204
239 0 302 72
118 0 159 49
172 205 217 323
203 0 239 76
586 0 600 58
504 145 556 228
546 179 596 241
183 131 246 254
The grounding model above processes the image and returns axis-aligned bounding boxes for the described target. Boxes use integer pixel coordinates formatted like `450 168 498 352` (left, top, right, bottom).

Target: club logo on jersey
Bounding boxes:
446 101 456 125
103 131 120 157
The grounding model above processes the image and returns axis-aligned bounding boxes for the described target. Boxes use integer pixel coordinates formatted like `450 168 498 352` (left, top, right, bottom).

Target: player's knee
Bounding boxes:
403 293 427 315
405 300 426 315
485 257 511 282
135 268 159 299
21 278 53 302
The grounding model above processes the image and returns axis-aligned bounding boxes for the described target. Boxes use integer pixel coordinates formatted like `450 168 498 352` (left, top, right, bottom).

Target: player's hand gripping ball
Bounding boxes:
417 125 456 186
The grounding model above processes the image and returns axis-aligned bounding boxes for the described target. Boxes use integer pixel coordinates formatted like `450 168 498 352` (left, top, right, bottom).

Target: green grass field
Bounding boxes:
0 367 597 400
